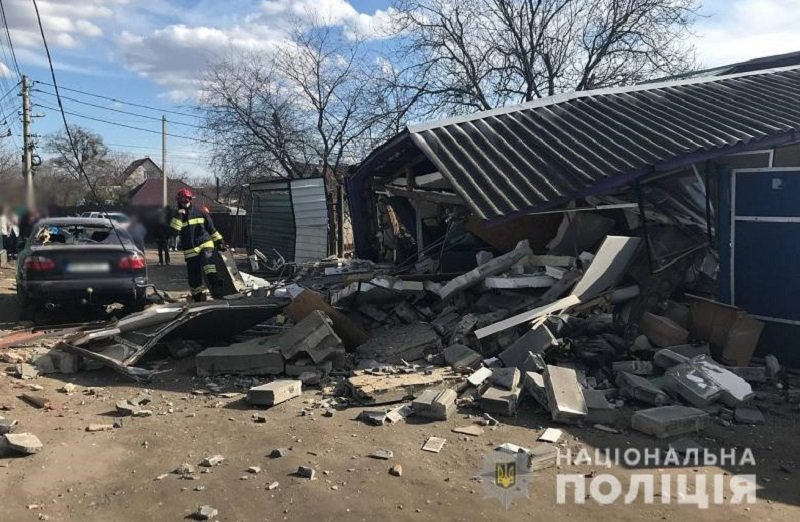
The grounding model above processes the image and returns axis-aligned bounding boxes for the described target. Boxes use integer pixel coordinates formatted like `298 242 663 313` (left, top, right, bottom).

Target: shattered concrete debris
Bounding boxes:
665 356 753 407
269 448 288 459
86 424 114 432
286 288 368 350
538 428 562 443
369 449 393 460
639 313 689 348
452 425 484 437
442 344 482 370
612 360 655 376
190 505 218 520
437 240 533 299
530 443 558 471
583 389 616 424
734 406 765 425
0 417 18 435
631 406 709 439
200 455 225 467
479 385 522 417
522 371 549 409
296 466 316 479
356 323 442 364
544 365 587 423
331 276 423 306
1 432 43 455
347 367 461 405
616 372 669 406
497 323 556 370
489 367 521 391
421 436 446 453
275 310 344 365
247 380 302 407
412 389 456 420
389 464 403 477
467 367 492 387
196 339 284 377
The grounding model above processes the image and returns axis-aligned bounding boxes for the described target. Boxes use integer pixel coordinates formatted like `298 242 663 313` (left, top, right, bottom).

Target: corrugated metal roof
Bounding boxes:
356 65 800 222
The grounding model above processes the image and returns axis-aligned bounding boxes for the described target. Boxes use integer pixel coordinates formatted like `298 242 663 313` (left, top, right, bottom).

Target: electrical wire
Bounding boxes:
33 79 202 119
31 0 140 290
32 88 205 129
0 0 20 78
33 101 212 143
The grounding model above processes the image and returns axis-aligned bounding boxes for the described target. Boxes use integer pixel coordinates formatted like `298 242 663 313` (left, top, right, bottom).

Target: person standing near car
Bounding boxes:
170 189 226 301
0 206 8 253
128 214 146 252
156 206 172 266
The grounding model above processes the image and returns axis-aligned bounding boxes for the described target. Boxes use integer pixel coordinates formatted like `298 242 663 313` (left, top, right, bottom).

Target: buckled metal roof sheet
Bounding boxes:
357 66 800 222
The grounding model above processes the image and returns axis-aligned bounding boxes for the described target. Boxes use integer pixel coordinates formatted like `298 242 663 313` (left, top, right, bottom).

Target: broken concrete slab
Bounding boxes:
296 466 316 479
438 240 533 299
246 380 302 406
475 236 641 339
497 323 556 370
728 366 767 383
522 371 549 409
489 367 521 391
331 276 424 306
275 310 343 364
631 406 710 438
356 323 442 364
369 449 393 460
190 505 218 520
0 417 18 435
412 389 457 420
1 432 43 455
466 367 492 387
616 372 669 406
538 428 562 443
544 365 587 423
665 356 753 407
443 344 482 369
347 367 461 405
734 406 765 425
612 360 655 376
421 436 446 453
583 389 616 424
483 274 556 289
639 313 689 348
530 443 558 471
196 338 284 377
285 288 368 350
479 385 523 417
452 425 484 437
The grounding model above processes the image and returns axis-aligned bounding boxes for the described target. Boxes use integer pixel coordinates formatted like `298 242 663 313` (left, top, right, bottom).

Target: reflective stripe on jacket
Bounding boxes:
170 205 223 258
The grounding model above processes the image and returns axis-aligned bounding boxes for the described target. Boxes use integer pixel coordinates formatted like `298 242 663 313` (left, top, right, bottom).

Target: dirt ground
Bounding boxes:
1 250 799 521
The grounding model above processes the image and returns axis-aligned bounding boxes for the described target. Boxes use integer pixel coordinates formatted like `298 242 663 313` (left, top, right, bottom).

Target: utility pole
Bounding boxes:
161 115 167 207
22 75 33 209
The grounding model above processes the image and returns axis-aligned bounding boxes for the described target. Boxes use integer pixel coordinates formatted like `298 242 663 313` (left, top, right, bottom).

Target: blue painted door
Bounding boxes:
725 168 800 366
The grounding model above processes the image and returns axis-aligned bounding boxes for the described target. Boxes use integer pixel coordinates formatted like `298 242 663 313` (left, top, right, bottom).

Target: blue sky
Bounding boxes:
0 0 797 180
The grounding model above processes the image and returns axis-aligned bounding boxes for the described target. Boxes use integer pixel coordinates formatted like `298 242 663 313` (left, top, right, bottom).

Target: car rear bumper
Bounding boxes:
21 277 147 304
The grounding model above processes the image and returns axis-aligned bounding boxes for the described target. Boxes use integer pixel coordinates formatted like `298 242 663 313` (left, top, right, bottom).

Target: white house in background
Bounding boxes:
121 157 163 189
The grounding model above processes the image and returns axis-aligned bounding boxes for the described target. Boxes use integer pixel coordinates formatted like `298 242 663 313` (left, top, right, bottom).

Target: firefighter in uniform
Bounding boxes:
170 188 226 301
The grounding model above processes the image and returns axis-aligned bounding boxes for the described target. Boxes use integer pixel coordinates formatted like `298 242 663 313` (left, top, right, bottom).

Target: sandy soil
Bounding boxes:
0 251 799 521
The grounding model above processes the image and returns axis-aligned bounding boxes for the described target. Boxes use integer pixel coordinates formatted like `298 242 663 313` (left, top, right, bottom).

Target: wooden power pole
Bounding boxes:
22 75 33 209
162 115 167 206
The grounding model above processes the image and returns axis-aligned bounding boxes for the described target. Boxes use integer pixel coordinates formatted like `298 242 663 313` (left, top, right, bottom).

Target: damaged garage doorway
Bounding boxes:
721 166 800 366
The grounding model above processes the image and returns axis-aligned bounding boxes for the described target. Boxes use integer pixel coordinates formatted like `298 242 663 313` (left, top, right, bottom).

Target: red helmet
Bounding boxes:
176 188 194 201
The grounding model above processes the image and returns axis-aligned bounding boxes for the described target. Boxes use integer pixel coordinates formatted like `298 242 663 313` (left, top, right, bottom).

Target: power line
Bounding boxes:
32 88 205 129
34 79 203 119
33 101 212 144
0 0 20 78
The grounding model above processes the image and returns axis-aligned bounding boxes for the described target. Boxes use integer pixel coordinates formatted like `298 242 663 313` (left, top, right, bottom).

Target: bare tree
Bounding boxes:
392 0 699 113
198 19 418 254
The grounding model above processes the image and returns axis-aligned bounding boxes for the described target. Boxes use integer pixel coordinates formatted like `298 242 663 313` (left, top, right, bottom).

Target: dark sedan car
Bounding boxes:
16 217 148 317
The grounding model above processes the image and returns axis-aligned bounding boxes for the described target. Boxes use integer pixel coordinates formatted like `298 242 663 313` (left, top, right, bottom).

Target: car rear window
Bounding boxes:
32 223 135 246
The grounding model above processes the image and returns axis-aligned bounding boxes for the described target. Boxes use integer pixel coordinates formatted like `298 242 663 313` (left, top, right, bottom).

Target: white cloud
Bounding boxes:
115 1 395 100
0 61 12 78
694 0 800 66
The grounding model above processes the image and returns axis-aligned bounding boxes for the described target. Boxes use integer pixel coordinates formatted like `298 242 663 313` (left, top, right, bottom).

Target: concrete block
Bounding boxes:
49 350 80 374
438 240 533 299
583 389 616 424
498 323 556 370
247 380 302 406
479 385 522 416
530 443 558 471
277 310 343 364
489 367 521 390
734 406 765 425
522 352 546 373
727 366 767 383
412 389 456 420
631 406 709 439
665 356 753 407
196 339 284 377
544 365 587 423
522 371 549 408
1 432 43 454
612 360 655 376
443 344 482 369
616 372 669 405
467 367 493 387
640 313 689 348
356 323 442 364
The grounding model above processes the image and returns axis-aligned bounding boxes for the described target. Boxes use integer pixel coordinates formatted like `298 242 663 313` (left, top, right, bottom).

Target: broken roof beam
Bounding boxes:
384 185 465 206
437 239 533 300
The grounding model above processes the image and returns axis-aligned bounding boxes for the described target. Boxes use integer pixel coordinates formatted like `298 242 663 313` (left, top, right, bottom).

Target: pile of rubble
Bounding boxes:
3 223 797 460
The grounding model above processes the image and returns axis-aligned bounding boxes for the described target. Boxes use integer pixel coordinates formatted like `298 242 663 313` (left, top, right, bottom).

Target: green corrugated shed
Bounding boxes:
248 183 296 264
